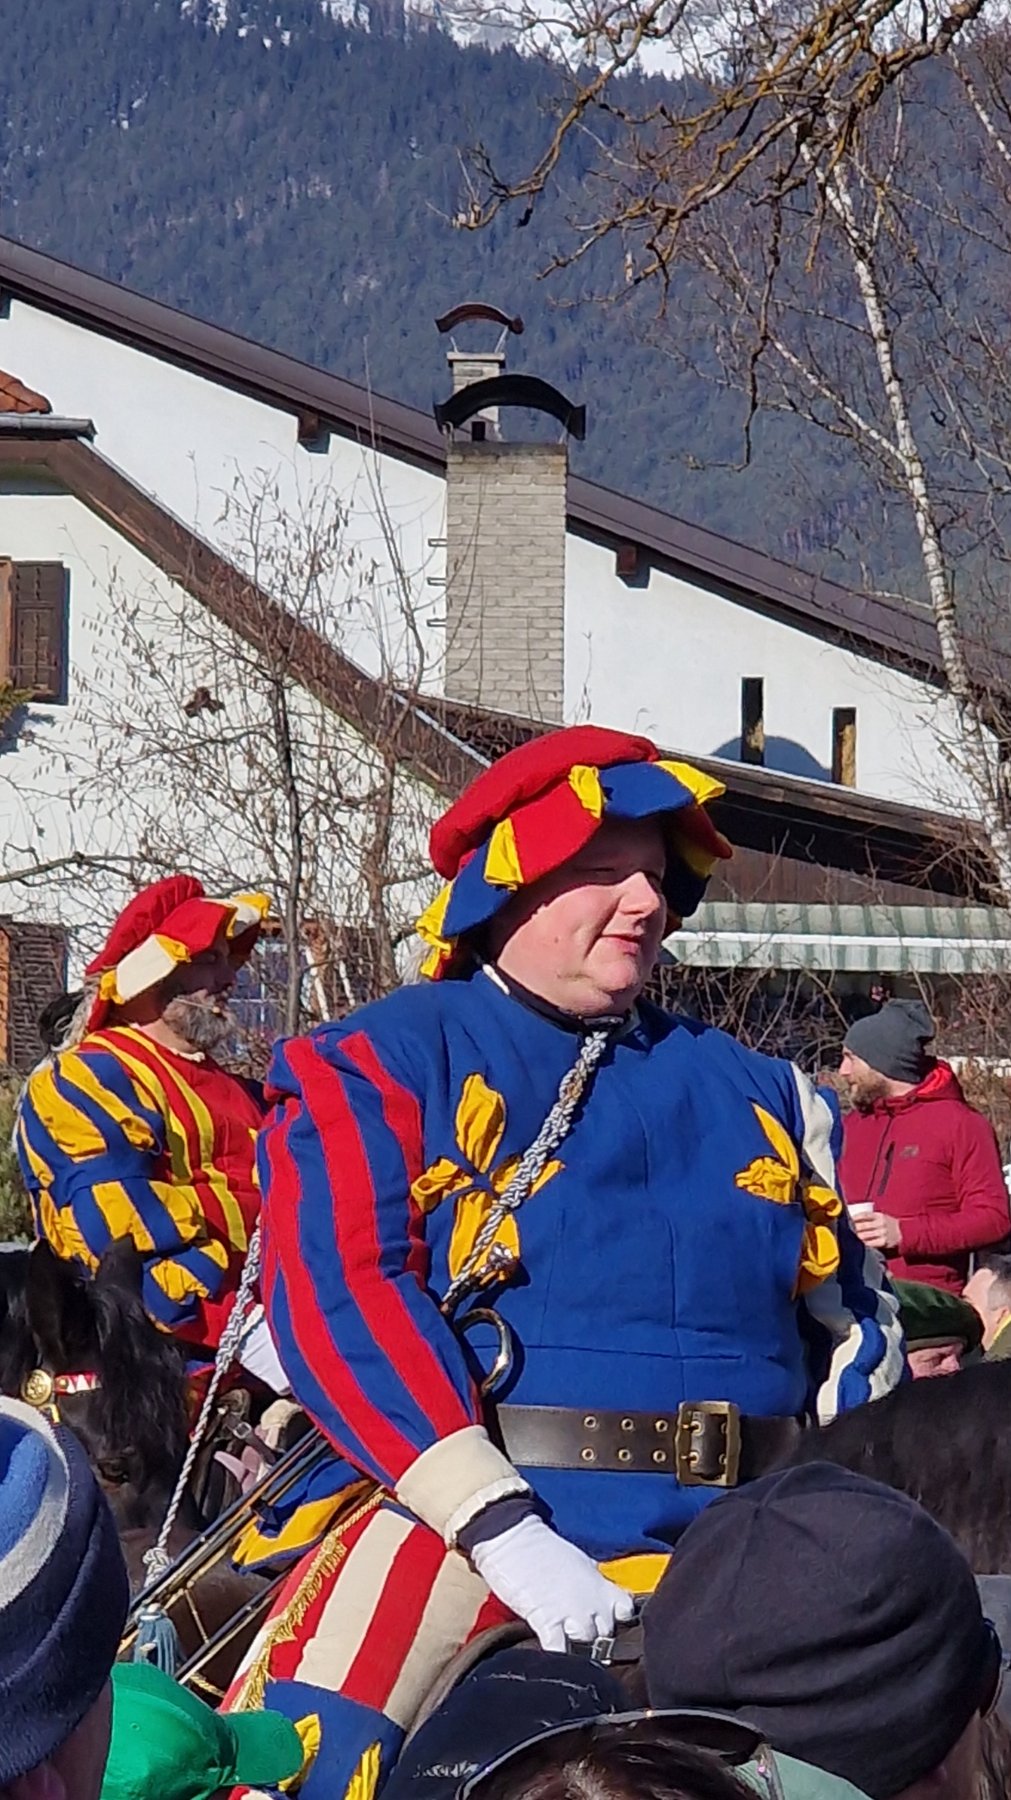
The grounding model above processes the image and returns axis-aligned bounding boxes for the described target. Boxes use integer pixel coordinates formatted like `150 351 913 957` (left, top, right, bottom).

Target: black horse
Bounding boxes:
788 1360 1011 1572
0 1237 191 1520
0 1237 271 1692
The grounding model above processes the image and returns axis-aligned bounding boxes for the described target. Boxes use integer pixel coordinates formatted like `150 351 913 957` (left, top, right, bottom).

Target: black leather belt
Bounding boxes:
496 1401 803 1487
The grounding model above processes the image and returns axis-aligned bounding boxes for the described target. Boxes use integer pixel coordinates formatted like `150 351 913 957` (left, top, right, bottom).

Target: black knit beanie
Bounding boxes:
843 999 935 1083
643 1463 998 1800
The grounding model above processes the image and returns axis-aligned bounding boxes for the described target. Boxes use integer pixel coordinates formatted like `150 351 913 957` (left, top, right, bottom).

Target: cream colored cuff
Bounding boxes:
394 1425 531 1546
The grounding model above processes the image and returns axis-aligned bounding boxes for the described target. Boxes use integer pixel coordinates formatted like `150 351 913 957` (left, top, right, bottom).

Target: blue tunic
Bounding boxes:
259 966 903 1559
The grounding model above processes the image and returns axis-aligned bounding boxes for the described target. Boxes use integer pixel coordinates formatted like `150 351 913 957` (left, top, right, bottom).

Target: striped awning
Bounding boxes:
666 904 1011 974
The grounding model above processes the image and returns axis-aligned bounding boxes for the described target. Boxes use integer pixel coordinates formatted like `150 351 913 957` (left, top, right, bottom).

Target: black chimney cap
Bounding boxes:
434 374 586 440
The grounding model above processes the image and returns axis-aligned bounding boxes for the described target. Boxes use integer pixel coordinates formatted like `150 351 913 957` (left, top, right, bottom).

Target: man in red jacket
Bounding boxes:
839 1000 1010 1294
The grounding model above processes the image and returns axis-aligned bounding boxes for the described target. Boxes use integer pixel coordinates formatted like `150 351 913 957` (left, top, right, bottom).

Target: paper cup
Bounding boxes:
847 1202 875 1221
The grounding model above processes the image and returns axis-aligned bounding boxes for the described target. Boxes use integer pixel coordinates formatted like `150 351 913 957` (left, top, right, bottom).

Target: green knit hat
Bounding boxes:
102 1664 307 1800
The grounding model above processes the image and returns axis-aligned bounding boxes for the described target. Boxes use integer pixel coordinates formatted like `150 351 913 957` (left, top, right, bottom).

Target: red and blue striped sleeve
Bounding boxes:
258 1026 482 1489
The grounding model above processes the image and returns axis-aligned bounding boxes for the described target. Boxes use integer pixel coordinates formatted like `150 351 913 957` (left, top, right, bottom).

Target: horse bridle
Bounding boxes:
19 1367 101 1423
19 1361 237 1691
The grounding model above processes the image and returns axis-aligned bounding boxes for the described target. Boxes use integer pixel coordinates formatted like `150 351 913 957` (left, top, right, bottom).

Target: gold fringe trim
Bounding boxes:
230 1483 384 1714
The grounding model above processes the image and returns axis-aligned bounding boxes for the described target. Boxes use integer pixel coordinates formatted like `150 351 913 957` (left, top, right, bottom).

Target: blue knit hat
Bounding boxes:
0 1395 130 1783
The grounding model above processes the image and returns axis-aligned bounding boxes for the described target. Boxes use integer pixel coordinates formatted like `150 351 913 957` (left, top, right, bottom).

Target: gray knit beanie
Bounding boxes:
843 999 935 1083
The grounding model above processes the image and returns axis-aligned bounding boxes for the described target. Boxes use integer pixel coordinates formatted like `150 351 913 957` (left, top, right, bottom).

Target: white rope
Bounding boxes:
141 1227 261 1584
441 1027 612 1314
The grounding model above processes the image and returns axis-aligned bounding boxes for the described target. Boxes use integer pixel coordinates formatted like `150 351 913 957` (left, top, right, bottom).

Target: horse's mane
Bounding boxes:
790 1361 1011 1571
84 1239 190 1488
0 1240 189 1493
0 1249 35 1394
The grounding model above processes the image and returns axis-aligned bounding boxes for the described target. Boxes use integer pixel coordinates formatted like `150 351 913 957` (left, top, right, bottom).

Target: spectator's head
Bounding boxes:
383 1648 627 1800
100 1663 307 1800
385 1648 872 1800
0 1396 129 1800
467 1720 760 1800
839 1000 935 1104
37 990 85 1055
643 1462 1000 1800
893 1278 983 1378
964 1255 1011 1351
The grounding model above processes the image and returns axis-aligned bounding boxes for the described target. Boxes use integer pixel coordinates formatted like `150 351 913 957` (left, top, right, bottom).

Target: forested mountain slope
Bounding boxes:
0 0 943 589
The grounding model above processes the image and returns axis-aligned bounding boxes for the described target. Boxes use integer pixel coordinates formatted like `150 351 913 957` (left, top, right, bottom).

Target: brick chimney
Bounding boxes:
435 306 583 726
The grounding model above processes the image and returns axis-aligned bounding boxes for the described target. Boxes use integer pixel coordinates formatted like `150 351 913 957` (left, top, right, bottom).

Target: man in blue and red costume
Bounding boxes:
16 875 288 1389
228 726 904 1797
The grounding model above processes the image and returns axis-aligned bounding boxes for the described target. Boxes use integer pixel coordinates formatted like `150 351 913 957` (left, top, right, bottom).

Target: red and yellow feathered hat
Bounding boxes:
417 725 732 980
84 874 270 1030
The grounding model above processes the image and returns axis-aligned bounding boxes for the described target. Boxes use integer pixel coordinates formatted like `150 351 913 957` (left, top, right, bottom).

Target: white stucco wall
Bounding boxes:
0 486 441 945
0 300 449 689
0 294 969 817
563 536 971 813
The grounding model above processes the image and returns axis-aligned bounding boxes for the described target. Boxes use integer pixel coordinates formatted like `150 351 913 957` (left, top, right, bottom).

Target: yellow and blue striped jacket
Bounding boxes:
16 1026 265 1348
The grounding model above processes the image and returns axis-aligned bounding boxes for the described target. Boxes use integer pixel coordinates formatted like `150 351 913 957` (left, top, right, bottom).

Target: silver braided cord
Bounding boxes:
141 1225 262 1584
441 1026 612 1314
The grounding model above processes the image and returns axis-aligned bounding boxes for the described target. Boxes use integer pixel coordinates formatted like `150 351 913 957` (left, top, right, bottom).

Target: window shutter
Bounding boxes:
8 563 69 702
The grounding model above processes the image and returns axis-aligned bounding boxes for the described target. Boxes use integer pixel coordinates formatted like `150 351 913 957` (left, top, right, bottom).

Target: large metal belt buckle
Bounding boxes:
21 1369 57 1413
674 1400 742 1488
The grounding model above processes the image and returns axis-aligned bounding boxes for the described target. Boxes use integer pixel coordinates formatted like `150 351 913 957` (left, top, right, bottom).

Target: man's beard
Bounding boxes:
161 992 236 1053
848 1077 887 1110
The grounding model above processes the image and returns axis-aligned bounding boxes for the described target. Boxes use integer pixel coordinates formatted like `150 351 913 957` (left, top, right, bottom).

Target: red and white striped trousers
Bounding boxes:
225 1488 514 1734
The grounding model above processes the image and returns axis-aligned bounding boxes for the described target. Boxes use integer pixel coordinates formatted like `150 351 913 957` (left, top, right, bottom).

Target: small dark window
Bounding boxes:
740 677 765 766
832 706 857 787
0 561 69 702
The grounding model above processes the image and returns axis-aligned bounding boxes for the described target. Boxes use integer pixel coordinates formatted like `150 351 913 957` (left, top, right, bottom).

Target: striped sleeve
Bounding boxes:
17 1047 228 1331
791 1066 905 1419
259 1027 529 1543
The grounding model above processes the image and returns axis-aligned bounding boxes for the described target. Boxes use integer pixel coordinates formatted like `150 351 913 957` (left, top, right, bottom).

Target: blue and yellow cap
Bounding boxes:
418 724 731 979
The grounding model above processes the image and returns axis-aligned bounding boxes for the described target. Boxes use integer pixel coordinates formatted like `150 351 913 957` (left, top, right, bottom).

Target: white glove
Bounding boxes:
470 1514 635 1652
236 1306 292 1396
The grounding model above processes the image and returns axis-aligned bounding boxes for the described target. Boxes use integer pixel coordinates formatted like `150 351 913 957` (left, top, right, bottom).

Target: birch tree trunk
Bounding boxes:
817 156 1011 895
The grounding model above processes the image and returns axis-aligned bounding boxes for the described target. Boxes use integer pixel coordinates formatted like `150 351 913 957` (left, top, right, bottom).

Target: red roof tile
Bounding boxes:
0 369 51 415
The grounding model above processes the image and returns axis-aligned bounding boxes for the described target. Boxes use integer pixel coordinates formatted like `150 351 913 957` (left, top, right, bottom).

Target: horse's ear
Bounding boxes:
94 1237 145 1300
25 1241 81 1369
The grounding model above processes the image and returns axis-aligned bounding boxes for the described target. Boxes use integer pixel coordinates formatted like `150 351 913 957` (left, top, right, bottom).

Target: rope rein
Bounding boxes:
441 1025 613 1313
141 1226 262 1585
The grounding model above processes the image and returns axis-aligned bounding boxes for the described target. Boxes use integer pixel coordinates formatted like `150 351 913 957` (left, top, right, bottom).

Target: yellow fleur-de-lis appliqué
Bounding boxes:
342 1741 382 1800
411 1073 562 1285
735 1105 801 1205
279 1714 322 1792
735 1103 843 1295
